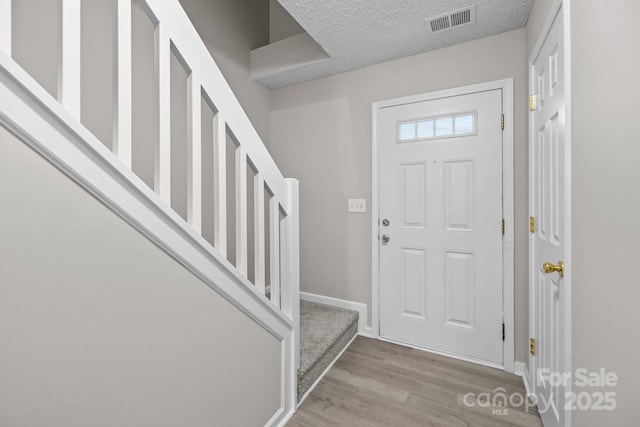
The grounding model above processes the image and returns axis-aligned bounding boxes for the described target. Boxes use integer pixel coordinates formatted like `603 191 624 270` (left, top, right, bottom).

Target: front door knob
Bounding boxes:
381 234 390 244
543 260 564 277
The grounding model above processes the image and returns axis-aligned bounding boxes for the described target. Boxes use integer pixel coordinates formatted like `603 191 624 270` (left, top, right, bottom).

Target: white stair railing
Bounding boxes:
0 0 299 423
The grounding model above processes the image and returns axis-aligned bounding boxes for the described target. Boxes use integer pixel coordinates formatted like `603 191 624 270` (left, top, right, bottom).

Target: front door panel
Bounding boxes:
378 89 503 365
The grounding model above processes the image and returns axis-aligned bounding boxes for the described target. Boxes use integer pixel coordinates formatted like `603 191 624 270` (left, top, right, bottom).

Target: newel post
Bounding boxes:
281 178 300 370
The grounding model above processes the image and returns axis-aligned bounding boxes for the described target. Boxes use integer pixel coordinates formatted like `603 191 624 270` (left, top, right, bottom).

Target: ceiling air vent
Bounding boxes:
426 5 476 35
429 16 450 33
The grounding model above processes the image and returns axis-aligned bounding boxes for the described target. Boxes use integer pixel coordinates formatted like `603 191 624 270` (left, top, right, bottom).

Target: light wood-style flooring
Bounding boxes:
288 337 542 427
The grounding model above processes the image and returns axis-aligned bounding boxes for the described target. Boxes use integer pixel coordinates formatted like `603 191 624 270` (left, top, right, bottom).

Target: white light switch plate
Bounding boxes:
348 199 366 213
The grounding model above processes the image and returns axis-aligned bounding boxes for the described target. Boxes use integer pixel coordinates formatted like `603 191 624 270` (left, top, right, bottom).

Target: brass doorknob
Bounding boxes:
543 261 564 277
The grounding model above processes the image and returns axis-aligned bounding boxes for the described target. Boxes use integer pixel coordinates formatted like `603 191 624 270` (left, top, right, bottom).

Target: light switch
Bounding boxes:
348 198 366 213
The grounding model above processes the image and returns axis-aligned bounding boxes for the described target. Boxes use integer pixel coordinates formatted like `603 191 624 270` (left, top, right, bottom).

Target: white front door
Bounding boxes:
378 89 504 365
529 4 569 426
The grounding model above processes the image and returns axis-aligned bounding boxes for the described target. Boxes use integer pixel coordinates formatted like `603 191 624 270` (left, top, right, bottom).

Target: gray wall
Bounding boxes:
269 29 529 362
570 1 640 425
179 0 272 144
525 0 555 59
269 0 304 43
11 0 60 98
0 125 281 426
80 0 116 150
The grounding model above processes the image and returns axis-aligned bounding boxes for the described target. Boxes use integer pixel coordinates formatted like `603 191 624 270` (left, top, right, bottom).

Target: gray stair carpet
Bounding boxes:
298 300 359 401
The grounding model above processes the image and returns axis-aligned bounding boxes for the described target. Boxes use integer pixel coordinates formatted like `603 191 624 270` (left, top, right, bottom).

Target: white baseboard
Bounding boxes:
300 292 370 336
514 361 526 376
265 406 286 427
359 327 373 338
517 364 539 410
521 365 535 400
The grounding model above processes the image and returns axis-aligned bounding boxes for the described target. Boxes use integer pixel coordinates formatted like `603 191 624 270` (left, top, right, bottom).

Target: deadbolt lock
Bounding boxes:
382 219 390 227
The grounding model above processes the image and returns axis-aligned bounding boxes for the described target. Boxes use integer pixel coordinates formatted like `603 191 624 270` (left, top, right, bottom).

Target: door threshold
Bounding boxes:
377 336 504 371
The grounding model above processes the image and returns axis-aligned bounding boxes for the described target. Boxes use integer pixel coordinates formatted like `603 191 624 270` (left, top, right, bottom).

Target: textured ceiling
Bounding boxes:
259 0 533 88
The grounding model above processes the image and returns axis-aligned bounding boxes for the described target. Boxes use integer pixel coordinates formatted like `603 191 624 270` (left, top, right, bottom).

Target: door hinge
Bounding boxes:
501 113 505 130
530 338 537 355
529 216 535 234
501 219 505 235
502 322 505 341
529 94 537 111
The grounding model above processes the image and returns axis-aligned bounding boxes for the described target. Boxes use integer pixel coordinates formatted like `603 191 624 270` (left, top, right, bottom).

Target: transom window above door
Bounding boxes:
397 111 477 143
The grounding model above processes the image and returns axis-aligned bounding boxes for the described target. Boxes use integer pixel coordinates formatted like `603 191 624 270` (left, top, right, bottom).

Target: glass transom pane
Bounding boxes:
399 122 416 141
455 114 475 135
435 117 453 137
417 120 434 138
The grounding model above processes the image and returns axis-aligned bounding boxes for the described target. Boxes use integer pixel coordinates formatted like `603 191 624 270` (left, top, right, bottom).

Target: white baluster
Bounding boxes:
254 173 265 293
213 111 227 257
235 145 248 276
0 0 11 56
113 0 132 168
269 196 281 308
187 72 202 234
154 24 170 204
58 0 81 119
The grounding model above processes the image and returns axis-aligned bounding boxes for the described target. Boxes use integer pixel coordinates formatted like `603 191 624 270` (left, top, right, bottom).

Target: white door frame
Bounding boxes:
371 79 515 373
527 0 572 424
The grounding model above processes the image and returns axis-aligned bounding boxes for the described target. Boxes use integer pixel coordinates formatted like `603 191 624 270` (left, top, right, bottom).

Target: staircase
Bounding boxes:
0 0 298 425
297 300 359 401
0 0 363 422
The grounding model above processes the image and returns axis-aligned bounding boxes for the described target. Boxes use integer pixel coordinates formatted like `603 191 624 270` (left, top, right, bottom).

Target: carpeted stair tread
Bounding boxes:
297 300 359 399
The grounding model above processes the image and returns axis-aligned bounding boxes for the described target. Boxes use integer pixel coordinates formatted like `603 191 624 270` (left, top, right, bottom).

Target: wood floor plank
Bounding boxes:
288 337 542 427
328 366 410 404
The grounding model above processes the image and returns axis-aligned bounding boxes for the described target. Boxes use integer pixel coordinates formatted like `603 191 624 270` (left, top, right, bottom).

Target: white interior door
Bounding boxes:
378 89 504 365
529 4 568 427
